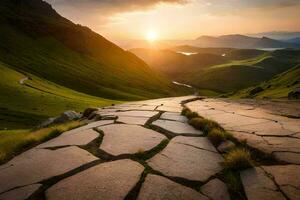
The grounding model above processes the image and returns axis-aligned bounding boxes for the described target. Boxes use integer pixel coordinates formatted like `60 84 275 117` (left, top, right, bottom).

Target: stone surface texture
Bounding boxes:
137 174 208 200
46 159 144 200
148 136 223 181
0 146 97 193
98 124 166 156
0 184 42 200
1 96 299 200
152 119 203 135
201 179 231 200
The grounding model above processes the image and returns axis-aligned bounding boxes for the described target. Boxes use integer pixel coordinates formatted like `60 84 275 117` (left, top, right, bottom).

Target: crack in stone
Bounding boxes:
175 142 218 154
260 167 291 200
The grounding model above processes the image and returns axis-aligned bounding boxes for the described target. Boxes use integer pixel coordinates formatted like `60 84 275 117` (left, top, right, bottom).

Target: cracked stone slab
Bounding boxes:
160 112 188 123
156 105 182 112
201 179 231 200
63 120 114 135
116 116 149 125
262 165 300 200
137 174 208 200
37 129 99 148
98 124 166 156
152 120 203 135
0 184 42 200
227 121 294 136
172 136 217 152
46 159 144 200
0 146 97 193
273 152 300 164
102 110 159 118
148 136 223 181
241 167 286 200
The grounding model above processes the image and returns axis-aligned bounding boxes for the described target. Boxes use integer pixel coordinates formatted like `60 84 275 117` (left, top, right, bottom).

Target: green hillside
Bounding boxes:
0 61 119 129
130 48 227 78
0 0 190 129
180 49 300 93
232 64 300 99
0 0 181 100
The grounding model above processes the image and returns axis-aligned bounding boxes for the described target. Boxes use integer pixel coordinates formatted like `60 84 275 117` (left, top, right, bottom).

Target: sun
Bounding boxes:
146 31 158 42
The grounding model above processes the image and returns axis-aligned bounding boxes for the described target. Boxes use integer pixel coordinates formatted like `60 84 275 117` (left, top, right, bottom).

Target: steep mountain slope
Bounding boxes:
232 65 300 99
0 0 181 101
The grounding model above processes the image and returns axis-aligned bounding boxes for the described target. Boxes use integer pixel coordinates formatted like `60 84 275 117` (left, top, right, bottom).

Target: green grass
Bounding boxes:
232 64 300 99
0 62 119 129
207 128 233 146
181 49 300 93
223 148 253 170
0 120 83 164
188 117 223 134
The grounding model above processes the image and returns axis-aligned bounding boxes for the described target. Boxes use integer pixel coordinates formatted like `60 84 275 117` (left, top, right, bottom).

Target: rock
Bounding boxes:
46 159 144 200
137 174 208 200
53 110 82 123
36 129 99 148
201 179 231 200
116 116 149 125
240 167 286 200
82 107 98 118
160 112 188 123
148 136 223 181
152 120 203 136
217 141 235 153
98 124 166 156
288 88 300 99
0 146 97 193
40 110 82 127
262 165 300 200
249 86 264 96
0 184 42 200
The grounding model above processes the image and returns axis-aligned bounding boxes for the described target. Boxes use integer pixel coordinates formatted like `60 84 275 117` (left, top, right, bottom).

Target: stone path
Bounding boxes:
187 98 300 200
0 96 299 200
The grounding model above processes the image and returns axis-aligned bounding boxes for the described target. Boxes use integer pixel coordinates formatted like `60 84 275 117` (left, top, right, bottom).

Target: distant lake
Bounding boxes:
259 48 285 51
177 51 198 56
172 81 193 88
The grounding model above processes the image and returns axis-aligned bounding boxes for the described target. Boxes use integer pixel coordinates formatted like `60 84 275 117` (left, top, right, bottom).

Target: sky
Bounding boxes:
46 0 300 40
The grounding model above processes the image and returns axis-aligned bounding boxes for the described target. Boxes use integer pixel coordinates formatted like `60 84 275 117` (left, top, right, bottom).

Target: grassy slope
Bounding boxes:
232 65 300 98
0 0 182 100
181 49 300 93
0 61 119 129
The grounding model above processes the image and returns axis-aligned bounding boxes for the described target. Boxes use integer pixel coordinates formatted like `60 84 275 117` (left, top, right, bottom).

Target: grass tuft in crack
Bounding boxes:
223 148 253 170
207 128 233 146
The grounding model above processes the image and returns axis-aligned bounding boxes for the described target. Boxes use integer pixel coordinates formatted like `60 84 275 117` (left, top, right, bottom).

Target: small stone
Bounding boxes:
137 174 208 200
0 184 42 200
201 179 230 200
217 141 235 153
46 159 144 200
